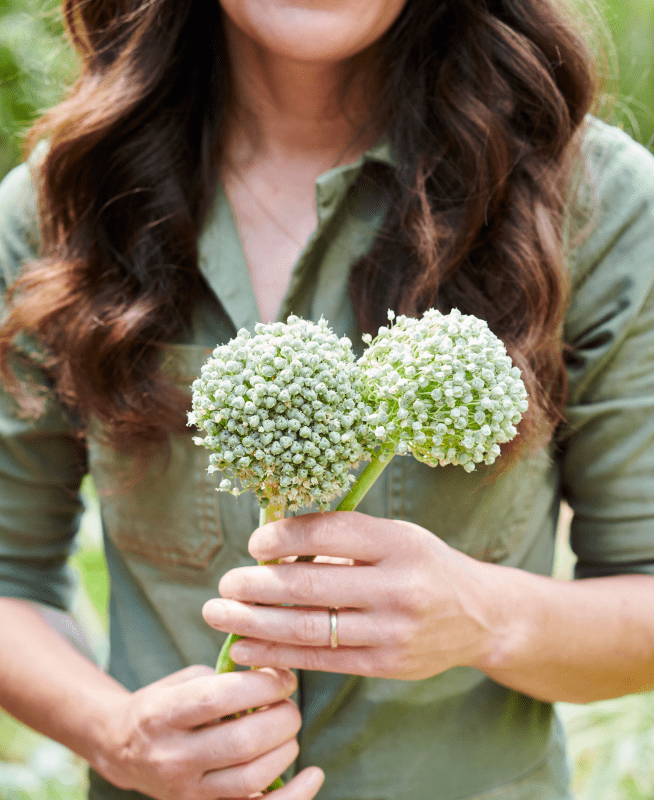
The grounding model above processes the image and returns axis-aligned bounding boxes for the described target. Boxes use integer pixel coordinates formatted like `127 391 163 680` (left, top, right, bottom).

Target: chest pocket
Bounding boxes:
87 344 224 572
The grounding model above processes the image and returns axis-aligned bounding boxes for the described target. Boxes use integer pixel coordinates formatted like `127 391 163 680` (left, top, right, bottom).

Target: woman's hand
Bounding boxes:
203 512 504 681
97 664 324 800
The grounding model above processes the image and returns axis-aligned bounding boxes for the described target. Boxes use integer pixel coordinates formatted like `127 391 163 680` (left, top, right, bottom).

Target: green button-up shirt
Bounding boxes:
1 118 654 800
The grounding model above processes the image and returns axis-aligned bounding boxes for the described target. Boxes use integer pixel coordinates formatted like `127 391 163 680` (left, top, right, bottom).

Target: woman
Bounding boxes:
1 0 654 799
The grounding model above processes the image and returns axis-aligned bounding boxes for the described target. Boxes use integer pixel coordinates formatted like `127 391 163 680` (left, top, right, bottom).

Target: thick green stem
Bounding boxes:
295 443 396 562
216 501 284 674
261 500 285 526
334 443 396 512
215 498 287 791
215 632 241 674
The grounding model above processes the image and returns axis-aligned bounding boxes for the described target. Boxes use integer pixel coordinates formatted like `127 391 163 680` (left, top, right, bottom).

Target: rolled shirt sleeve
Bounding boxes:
560 119 654 578
0 161 87 611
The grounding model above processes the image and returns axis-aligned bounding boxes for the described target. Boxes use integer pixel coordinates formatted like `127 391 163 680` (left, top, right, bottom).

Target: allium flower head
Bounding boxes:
189 316 375 510
360 308 528 472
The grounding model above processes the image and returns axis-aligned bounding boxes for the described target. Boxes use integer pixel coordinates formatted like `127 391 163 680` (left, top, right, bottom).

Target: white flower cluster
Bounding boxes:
359 308 528 472
188 316 375 510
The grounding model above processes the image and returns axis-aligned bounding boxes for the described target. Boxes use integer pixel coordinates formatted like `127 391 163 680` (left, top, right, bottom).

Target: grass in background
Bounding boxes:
600 0 654 148
0 715 87 800
70 478 109 629
561 693 654 800
0 0 76 178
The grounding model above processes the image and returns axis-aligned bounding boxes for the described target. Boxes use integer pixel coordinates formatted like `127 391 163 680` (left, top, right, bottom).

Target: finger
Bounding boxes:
264 767 325 800
229 638 384 678
218 562 379 609
199 738 300 799
191 699 301 773
204 600 376 648
225 767 325 800
149 664 216 688
249 511 398 563
166 668 297 729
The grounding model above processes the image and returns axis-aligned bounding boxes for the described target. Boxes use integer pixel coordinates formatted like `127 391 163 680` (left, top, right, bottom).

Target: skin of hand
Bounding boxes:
0 599 323 800
203 511 654 703
204 512 499 681
97 665 324 800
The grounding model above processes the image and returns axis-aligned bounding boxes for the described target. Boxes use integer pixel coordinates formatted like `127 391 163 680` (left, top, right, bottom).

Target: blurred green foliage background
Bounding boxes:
0 0 76 178
1 0 654 798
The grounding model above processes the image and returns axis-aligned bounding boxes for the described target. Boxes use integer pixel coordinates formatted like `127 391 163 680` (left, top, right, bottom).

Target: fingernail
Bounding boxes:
230 642 253 662
307 767 325 791
202 600 224 622
280 668 298 690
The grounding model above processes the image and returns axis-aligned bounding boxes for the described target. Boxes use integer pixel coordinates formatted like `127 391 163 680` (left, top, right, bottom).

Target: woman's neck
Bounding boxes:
219 16 380 324
223 16 376 171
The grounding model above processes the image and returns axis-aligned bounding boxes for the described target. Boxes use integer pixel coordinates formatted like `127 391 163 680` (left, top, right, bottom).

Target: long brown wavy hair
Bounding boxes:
0 0 598 452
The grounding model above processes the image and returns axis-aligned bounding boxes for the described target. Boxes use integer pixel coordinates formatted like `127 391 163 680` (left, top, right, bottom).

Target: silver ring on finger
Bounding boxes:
329 607 338 649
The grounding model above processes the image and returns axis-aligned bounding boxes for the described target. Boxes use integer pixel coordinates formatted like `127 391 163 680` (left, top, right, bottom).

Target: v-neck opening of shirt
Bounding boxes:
197 141 396 333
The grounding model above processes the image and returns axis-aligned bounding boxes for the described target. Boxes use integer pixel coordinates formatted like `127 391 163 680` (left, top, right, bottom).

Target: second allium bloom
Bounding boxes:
189 316 375 510
361 308 529 471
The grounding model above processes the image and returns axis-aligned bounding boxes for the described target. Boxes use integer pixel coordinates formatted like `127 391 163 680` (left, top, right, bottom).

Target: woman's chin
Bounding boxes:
219 0 407 66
